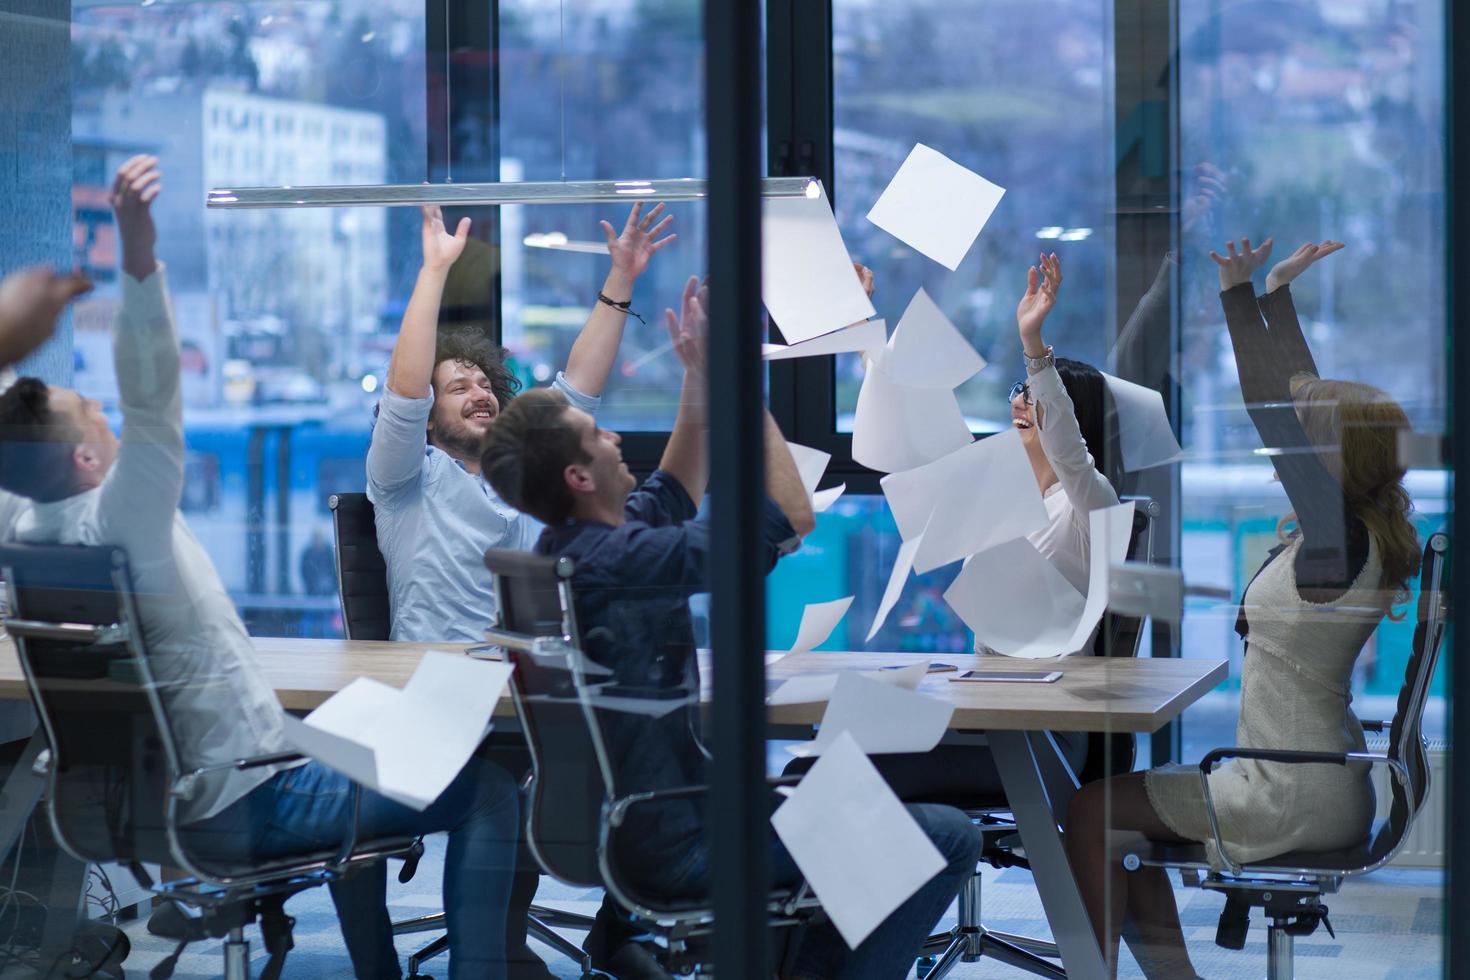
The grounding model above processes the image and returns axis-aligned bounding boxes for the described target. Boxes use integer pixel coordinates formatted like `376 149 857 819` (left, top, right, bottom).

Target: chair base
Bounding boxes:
916 870 1064 980
399 904 598 977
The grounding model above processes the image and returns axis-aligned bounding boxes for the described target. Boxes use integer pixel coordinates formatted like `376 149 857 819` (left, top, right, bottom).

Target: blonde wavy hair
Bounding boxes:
1276 375 1420 616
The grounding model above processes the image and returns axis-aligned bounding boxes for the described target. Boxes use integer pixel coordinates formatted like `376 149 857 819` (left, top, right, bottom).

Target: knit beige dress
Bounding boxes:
1144 535 1382 868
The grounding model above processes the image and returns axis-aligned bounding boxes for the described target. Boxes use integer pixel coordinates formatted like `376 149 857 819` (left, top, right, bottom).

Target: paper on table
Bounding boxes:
772 731 947 948
764 318 887 361
766 659 927 706
866 519 929 642
789 671 954 758
812 484 846 512
943 502 1135 658
851 356 973 473
789 596 855 653
880 288 986 390
763 185 877 344
1103 373 1183 472
865 144 1006 271
879 428 1048 574
281 651 512 810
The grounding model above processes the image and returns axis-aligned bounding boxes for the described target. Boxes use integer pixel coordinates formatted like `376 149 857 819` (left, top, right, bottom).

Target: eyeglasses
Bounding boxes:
1009 381 1033 406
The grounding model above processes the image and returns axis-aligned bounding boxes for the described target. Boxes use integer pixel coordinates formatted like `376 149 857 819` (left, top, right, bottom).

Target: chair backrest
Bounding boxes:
1079 496 1157 784
484 547 610 888
1385 531 1449 837
0 543 178 867
328 493 390 640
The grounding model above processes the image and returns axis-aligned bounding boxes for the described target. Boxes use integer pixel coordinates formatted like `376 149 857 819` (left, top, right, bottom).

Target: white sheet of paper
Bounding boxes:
865 144 1006 271
942 502 1135 658
1103 373 1184 472
763 185 877 344
881 288 986 389
789 596 855 653
865 523 928 642
851 356 973 473
764 318 887 361
790 671 954 758
812 484 846 512
772 732 947 948
786 441 832 497
281 651 513 810
766 660 927 706
880 429 1048 574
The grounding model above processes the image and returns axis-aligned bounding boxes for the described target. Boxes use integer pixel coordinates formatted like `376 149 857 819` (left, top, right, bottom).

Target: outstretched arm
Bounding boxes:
563 202 676 397
0 268 91 369
658 276 708 502
384 206 469 400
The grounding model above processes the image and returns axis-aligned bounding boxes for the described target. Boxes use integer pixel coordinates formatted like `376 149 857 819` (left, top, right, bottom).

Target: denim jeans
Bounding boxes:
643 802 982 980
183 756 520 980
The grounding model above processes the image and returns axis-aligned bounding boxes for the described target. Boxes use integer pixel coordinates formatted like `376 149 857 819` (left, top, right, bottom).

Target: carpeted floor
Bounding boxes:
78 834 1443 979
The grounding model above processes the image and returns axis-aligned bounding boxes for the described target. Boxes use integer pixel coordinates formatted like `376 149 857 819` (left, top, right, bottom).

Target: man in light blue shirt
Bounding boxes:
367 203 674 644
366 201 675 977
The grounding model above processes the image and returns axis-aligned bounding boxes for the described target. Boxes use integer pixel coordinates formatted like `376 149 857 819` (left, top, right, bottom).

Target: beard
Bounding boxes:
429 409 490 460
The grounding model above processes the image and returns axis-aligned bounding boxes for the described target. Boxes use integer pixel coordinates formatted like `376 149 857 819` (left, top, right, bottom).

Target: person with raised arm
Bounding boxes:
1064 237 1420 978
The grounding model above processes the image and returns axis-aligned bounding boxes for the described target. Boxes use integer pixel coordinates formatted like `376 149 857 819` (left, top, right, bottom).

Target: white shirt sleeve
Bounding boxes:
1031 363 1119 517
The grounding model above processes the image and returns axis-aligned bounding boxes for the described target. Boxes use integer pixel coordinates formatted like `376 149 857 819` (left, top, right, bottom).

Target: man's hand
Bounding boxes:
1265 240 1345 293
664 275 709 378
602 203 676 288
420 205 471 273
0 268 92 368
853 261 876 298
1016 251 1061 355
112 155 162 282
1208 237 1274 291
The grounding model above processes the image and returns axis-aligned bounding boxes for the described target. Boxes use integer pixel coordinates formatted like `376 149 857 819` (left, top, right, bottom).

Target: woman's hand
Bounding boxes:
1207 237 1273 291
1265 240 1345 293
1016 251 1061 356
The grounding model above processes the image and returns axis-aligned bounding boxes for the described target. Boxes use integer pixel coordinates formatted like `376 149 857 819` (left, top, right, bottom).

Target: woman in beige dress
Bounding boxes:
1063 237 1422 978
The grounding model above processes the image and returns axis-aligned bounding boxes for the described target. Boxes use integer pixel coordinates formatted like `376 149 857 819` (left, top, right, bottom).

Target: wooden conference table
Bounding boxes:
0 636 1225 980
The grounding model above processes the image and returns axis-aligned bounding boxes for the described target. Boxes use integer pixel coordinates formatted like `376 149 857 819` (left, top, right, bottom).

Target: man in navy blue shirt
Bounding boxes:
483 278 982 980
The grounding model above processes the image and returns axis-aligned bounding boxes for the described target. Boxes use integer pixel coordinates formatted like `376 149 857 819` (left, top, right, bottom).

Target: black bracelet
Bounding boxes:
597 291 645 324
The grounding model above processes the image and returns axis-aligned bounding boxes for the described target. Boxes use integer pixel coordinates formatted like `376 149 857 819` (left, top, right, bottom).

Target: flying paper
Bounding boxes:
763 185 877 344
943 501 1135 658
282 651 512 810
852 356 973 473
1103 373 1184 472
813 484 847 512
865 144 1006 271
772 732 947 948
866 519 929 642
764 318 887 361
788 596 855 653
879 429 1048 574
786 441 832 497
880 288 986 389
788 670 954 757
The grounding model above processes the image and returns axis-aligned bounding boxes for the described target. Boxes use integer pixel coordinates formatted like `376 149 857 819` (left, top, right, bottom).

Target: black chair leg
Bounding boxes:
407 933 450 978
528 913 594 974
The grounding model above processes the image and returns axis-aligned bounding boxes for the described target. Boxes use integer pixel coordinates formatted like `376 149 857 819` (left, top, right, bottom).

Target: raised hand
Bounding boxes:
1016 251 1062 353
111 155 162 281
420 205 471 273
664 274 708 378
602 202 676 285
853 261 876 298
1265 240 1345 293
1207 237 1274 291
0 267 92 368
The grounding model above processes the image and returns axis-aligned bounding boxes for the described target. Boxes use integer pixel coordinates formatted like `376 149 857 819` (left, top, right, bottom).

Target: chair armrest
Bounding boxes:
1195 747 1410 876
606 775 802 827
1359 719 1389 734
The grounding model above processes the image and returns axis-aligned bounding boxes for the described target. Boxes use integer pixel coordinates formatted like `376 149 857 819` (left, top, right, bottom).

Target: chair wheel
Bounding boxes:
915 954 937 979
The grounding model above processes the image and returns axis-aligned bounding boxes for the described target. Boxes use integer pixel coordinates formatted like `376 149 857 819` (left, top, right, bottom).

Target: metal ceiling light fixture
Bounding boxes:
206 176 820 209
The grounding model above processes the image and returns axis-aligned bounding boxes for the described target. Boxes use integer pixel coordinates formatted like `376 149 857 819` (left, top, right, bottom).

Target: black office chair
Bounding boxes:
0 542 417 980
1121 530 1449 980
484 547 824 976
916 495 1160 980
328 493 597 976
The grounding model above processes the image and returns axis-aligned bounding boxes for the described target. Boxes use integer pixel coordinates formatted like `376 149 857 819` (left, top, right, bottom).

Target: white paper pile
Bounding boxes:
281 651 512 810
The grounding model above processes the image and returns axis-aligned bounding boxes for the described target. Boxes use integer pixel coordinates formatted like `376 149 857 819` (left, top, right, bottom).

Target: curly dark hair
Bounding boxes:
480 388 590 526
433 328 522 408
0 378 84 502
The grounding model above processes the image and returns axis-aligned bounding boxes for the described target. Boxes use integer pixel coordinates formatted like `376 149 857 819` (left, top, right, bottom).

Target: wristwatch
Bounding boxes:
1023 345 1055 372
